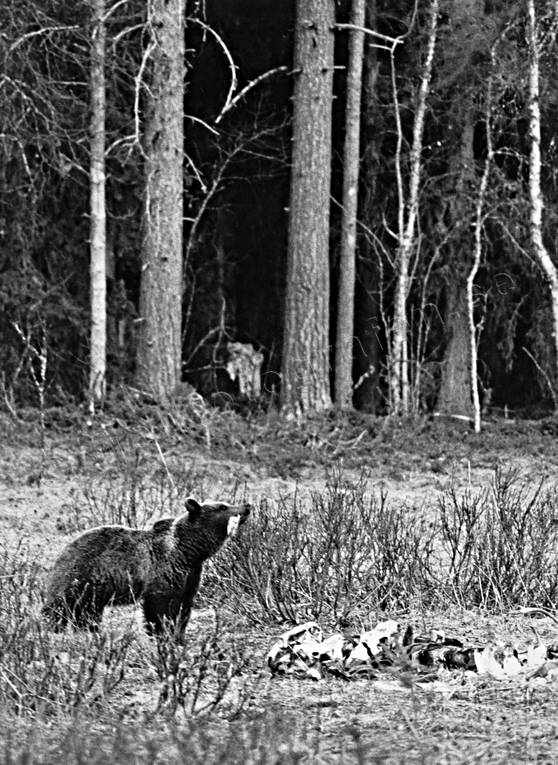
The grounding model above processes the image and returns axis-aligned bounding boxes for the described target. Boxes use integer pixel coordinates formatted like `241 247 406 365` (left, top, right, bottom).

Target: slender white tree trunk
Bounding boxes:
389 0 439 415
468 77 493 433
527 0 558 390
334 0 366 410
89 0 106 410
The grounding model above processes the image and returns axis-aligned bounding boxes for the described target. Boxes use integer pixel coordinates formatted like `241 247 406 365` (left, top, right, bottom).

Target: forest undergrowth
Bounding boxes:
2 403 558 762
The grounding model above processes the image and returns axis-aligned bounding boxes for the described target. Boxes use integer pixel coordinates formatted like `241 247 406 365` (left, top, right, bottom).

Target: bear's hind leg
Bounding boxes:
72 586 109 630
44 585 106 632
42 600 70 632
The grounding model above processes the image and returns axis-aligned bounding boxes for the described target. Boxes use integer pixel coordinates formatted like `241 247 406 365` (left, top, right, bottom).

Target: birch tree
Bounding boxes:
468 75 493 433
334 0 366 410
281 0 335 415
389 0 438 415
89 0 107 410
135 0 186 401
526 0 558 388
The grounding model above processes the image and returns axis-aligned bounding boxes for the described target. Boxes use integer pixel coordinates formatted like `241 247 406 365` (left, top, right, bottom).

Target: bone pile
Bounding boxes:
267 620 558 682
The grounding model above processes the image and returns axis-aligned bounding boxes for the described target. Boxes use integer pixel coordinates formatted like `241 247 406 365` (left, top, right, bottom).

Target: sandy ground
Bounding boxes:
3 418 558 762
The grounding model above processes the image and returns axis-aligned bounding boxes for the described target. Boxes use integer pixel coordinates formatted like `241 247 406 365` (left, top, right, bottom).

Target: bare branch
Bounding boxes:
333 23 401 45
187 17 237 115
9 26 81 53
184 151 207 193
112 23 144 46
215 66 289 125
133 40 155 158
103 0 133 22
185 114 219 136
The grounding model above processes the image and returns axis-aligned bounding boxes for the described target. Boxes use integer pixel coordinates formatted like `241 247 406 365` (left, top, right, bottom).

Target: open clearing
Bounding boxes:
2 411 558 763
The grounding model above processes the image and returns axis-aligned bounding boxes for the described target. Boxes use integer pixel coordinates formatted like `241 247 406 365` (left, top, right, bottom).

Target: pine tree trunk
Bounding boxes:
136 0 185 401
437 277 473 417
89 0 106 409
437 110 475 417
281 0 335 415
437 0 483 419
354 0 381 413
334 0 365 409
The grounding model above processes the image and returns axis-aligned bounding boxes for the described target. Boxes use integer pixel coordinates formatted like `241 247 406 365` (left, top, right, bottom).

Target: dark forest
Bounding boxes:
2 0 558 422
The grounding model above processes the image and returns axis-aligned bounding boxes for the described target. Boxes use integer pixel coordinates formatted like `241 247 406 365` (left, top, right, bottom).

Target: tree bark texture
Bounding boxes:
89 0 107 409
436 0 484 418
437 278 473 417
437 109 475 416
281 0 335 415
136 0 185 401
354 0 381 413
389 0 438 415
527 0 558 390
334 0 366 409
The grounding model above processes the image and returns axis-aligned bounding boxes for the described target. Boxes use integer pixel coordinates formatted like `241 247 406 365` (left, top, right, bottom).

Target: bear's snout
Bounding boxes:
239 502 252 522
227 503 251 538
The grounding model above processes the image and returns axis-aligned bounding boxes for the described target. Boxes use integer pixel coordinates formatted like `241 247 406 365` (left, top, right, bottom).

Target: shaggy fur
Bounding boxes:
42 498 251 637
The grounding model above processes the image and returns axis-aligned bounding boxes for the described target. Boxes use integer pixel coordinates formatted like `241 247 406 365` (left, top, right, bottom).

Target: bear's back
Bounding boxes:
47 525 153 590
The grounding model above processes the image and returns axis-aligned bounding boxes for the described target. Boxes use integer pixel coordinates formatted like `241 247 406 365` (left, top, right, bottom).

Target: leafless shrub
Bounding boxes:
0 546 132 717
212 474 436 625
60 467 203 533
438 469 558 608
149 613 251 719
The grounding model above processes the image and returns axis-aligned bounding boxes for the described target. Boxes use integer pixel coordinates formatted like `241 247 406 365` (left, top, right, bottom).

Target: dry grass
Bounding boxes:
2 409 558 762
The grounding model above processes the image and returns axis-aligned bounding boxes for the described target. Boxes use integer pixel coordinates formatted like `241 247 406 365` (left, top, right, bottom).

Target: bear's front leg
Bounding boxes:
143 565 201 640
142 592 188 639
174 564 202 637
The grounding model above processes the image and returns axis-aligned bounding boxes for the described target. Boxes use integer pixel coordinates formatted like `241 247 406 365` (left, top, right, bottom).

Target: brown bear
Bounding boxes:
42 497 251 637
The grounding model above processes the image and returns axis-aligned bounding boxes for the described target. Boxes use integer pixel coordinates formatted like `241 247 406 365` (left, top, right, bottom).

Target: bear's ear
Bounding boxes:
185 497 202 519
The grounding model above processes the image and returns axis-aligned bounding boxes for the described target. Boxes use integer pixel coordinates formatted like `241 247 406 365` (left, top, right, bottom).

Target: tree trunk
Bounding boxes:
354 0 381 413
437 277 473 417
136 0 185 401
437 110 475 417
335 0 366 410
389 0 438 415
437 0 484 419
468 89 492 433
281 0 335 415
527 0 558 390
89 0 106 410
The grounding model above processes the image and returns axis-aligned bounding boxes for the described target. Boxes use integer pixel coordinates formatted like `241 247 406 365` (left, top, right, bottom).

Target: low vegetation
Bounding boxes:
2 412 558 762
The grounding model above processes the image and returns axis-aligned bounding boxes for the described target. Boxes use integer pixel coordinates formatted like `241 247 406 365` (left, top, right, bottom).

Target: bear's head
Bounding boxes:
173 497 251 560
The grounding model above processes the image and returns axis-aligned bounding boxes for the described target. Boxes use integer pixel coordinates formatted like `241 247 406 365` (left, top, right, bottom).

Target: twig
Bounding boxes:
187 17 237 114
511 606 558 627
215 66 288 124
9 26 80 52
103 0 132 22
132 41 155 159
154 439 175 489
522 346 557 409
